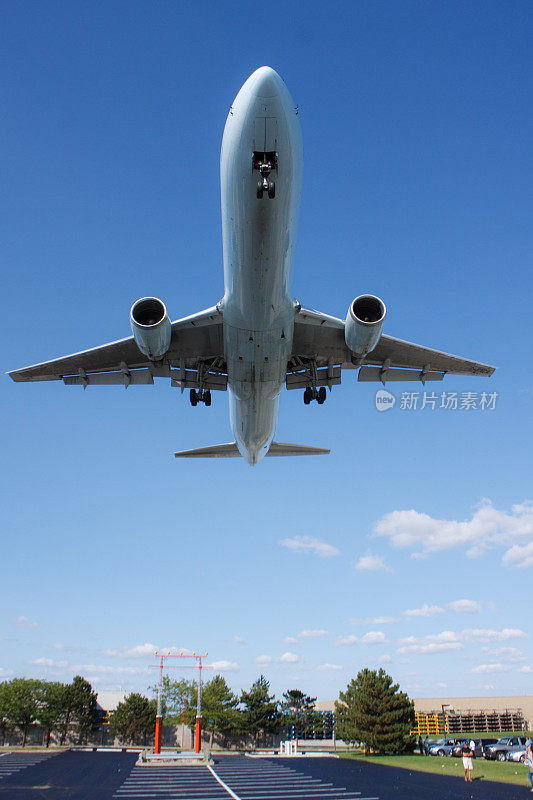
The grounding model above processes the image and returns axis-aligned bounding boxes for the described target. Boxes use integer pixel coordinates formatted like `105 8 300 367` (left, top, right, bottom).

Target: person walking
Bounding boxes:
423 736 430 755
526 739 533 792
418 736 425 756
462 741 474 782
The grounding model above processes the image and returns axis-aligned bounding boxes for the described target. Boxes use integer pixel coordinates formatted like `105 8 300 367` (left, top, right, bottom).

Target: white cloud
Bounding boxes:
336 635 358 646
471 663 509 674
366 617 398 624
254 655 272 666
519 666 532 673
397 630 463 654
395 628 527 654
284 636 298 644
278 652 300 663
502 541 533 569
336 632 387 646
354 553 391 572
232 636 246 644
403 605 444 618
29 657 68 668
380 654 392 663
104 643 192 658
361 631 387 645
400 642 462 655
482 647 525 662
316 663 342 671
374 499 533 564
483 684 496 691
448 599 481 614
279 536 339 558
208 660 239 671
297 630 328 639
74 664 150 675
460 628 527 642
13 616 37 627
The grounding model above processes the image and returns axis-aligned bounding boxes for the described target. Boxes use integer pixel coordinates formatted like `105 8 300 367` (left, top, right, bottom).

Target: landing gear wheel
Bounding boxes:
189 389 198 407
257 181 264 199
204 390 212 407
317 386 327 404
268 181 276 199
303 387 312 405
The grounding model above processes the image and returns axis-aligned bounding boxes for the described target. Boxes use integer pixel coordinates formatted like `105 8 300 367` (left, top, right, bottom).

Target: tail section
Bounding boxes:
174 442 330 458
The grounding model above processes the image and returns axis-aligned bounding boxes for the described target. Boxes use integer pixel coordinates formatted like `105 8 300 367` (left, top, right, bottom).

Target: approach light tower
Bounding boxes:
152 650 207 754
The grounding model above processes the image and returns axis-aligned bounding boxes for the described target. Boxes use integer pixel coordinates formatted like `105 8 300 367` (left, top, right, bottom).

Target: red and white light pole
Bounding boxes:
151 650 208 755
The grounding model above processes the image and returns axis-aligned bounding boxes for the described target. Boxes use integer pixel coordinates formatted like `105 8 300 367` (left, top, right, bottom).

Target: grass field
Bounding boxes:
340 753 532 788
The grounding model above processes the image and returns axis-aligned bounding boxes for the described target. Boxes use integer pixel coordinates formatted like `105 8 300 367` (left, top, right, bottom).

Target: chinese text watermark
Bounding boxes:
375 390 498 412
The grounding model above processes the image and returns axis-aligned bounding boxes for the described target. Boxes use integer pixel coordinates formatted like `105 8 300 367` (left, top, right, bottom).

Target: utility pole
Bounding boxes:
151 650 208 755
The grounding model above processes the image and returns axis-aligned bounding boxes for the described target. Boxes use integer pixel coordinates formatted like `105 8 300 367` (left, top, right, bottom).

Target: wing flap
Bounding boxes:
8 306 225 383
292 306 495 377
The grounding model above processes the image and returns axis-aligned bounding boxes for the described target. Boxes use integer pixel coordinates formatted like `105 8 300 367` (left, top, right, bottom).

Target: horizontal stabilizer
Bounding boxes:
174 443 240 458
174 442 330 458
266 442 330 456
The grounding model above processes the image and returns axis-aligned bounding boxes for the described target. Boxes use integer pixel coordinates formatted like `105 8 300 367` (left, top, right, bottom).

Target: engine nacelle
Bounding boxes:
130 297 171 360
345 294 386 357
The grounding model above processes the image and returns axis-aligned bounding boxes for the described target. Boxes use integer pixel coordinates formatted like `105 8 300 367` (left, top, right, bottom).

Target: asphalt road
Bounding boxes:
0 751 531 799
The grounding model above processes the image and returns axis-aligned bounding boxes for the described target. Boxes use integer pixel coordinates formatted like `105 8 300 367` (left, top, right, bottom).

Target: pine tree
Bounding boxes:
240 675 281 747
335 668 415 754
110 694 156 745
281 689 319 746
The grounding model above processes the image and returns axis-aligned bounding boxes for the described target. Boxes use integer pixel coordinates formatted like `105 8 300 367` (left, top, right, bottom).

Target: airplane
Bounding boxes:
8 66 495 466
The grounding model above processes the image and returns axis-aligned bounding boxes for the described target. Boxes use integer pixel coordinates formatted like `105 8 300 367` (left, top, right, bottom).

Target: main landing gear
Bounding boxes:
190 388 211 407
303 386 327 405
253 151 277 199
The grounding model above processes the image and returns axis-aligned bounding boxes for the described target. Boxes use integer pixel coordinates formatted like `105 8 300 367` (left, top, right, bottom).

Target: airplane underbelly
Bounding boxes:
220 68 302 463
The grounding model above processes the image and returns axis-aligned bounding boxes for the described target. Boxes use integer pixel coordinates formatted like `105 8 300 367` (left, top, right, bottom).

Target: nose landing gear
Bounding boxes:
253 151 277 200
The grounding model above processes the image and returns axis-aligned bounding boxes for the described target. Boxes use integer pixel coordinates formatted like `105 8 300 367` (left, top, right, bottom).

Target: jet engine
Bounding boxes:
130 297 171 360
344 294 386 357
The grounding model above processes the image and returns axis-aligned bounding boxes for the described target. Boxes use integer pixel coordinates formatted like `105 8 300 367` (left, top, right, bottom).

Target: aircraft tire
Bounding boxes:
257 181 264 199
205 390 212 407
190 389 198 407
268 181 275 199
317 387 327 404
303 387 312 405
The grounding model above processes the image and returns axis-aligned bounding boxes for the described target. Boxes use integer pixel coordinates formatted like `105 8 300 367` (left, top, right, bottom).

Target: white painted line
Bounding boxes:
208 764 242 800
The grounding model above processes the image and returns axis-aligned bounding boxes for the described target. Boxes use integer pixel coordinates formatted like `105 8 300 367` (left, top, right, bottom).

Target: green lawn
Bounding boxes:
340 753 532 788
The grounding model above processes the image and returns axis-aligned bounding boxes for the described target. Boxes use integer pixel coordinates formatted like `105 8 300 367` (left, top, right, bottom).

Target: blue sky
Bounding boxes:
2 1 532 705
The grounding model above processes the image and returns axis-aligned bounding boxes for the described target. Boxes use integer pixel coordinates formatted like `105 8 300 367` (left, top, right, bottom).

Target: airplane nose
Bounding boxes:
250 66 283 98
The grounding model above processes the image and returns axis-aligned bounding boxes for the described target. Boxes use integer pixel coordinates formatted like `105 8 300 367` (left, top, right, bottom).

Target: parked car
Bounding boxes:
507 748 527 763
451 738 499 758
484 737 528 761
428 739 458 756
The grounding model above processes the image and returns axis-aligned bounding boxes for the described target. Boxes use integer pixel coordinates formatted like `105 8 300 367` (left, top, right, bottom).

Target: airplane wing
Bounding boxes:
288 306 495 388
8 306 227 391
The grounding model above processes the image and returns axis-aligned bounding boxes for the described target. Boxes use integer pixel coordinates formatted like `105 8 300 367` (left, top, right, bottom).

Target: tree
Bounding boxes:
335 668 415 754
69 676 100 744
0 682 14 746
281 689 320 746
151 676 197 724
109 694 156 745
240 675 282 747
200 675 240 748
1 678 41 746
36 682 70 746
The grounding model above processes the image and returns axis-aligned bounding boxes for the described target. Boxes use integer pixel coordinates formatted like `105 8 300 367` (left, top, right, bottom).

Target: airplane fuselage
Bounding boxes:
220 67 302 465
